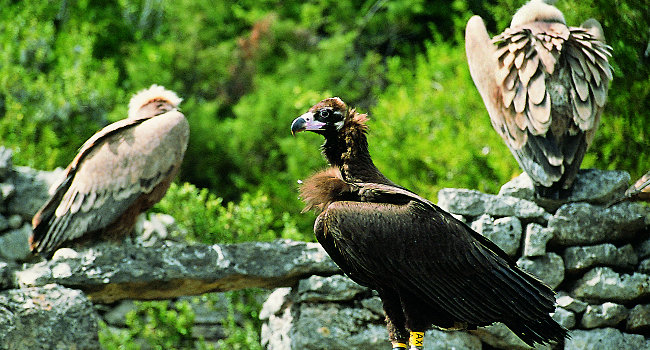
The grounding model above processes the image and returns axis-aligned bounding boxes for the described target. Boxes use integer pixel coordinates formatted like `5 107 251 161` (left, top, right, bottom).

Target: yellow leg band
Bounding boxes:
409 331 424 349
391 342 407 349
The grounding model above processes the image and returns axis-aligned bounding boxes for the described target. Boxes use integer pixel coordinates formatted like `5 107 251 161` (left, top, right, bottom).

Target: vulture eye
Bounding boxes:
320 109 331 119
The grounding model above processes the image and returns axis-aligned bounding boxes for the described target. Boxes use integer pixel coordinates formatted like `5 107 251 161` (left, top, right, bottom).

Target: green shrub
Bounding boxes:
153 182 306 244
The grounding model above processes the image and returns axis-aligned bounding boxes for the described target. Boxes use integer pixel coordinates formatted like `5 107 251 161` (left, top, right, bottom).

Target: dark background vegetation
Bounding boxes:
1 0 647 348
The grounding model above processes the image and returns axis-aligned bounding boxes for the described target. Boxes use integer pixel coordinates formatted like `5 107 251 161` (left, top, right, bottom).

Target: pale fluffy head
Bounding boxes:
511 0 565 27
128 84 182 119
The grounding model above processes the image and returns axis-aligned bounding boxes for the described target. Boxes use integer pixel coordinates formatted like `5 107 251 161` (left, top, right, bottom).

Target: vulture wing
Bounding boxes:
31 110 189 255
316 181 557 339
466 15 612 189
624 170 650 201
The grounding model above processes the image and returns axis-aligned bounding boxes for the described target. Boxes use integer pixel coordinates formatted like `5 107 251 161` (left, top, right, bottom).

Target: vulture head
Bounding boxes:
290 97 350 136
511 0 565 27
128 84 183 120
291 97 391 186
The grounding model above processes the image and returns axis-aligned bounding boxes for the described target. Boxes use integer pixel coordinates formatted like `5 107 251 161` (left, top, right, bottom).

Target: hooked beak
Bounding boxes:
291 112 326 136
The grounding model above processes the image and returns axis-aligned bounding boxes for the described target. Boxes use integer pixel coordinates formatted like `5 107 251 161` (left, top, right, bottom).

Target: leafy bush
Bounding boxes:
153 182 305 244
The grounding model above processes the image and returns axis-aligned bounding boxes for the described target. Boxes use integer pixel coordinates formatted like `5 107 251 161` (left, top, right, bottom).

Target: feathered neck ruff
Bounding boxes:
321 107 394 186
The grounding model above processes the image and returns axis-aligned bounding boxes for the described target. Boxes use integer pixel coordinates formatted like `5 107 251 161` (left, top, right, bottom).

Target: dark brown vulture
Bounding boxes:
31 84 189 258
465 0 612 198
291 97 567 349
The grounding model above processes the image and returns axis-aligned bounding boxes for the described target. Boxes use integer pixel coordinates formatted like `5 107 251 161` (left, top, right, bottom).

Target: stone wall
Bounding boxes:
1 146 649 349
260 169 650 349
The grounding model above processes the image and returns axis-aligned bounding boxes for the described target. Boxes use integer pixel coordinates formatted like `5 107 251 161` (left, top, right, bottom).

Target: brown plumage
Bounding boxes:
465 0 612 198
31 85 189 258
291 97 567 347
626 170 650 202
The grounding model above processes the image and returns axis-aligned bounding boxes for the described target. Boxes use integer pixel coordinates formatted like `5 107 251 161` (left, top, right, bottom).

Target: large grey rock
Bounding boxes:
0 182 14 205
0 261 18 290
0 223 32 261
296 274 369 302
563 244 638 273
499 169 631 210
638 258 650 274
261 288 481 350
6 166 65 219
571 267 650 302
0 284 100 350
580 302 629 328
15 239 340 303
7 214 23 229
423 329 482 350
555 292 587 313
522 223 553 257
263 299 386 350
565 328 649 350
471 215 522 256
626 304 650 333
517 252 564 289
437 188 551 221
470 322 544 350
0 147 12 179
102 300 136 327
552 307 576 329
548 202 649 246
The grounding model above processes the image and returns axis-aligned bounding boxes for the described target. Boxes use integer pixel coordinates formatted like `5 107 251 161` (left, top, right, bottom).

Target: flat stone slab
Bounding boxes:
581 302 629 328
0 284 100 350
627 304 650 333
563 243 638 273
570 267 650 303
261 284 482 350
499 169 631 211
522 223 553 257
5 166 65 219
549 202 649 246
437 188 551 221
565 327 649 350
517 252 565 289
470 215 522 256
296 274 369 302
14 239 340 303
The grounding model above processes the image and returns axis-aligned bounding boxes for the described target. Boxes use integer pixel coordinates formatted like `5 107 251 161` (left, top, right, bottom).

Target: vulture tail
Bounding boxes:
506 315 569 346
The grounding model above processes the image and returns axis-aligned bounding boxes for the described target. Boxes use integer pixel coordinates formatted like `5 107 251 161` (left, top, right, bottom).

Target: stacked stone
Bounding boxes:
261 169 650 349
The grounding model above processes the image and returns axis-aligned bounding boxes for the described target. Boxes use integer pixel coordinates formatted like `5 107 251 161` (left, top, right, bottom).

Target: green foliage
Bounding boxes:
369 42 519 199
154 182 305 244
100 300 197 350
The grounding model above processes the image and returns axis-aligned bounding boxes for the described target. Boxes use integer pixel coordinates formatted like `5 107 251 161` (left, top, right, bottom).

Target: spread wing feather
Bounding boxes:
467 15 612 191
32 110 189 255
315 182 556 327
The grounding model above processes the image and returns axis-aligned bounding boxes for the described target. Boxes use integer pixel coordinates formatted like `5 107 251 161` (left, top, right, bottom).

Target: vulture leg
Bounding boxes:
379 289 409 349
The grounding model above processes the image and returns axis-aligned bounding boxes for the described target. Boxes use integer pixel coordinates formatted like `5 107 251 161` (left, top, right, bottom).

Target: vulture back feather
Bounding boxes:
31 85 189 257
466 0 612 198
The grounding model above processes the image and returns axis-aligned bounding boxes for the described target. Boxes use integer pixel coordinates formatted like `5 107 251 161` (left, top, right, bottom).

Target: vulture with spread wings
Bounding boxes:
31 85 189 258
465 0 612 198
291 98 567 349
